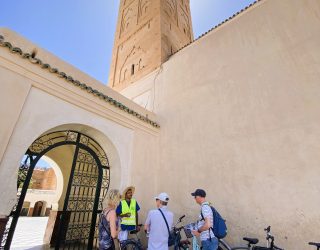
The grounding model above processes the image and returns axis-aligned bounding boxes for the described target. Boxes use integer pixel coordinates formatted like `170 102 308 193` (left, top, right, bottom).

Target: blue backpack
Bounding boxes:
201 205 227 239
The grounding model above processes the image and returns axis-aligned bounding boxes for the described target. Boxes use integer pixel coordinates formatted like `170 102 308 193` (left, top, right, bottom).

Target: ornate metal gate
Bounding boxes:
0 131 110 250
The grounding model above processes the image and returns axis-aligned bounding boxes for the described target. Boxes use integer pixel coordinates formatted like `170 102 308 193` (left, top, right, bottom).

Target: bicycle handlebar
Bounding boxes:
264 226 271 233
179 215 186 221
174 214 186 227
174 226 184 231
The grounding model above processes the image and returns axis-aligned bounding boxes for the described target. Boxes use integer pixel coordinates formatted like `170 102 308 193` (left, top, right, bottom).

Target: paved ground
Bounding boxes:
11 217 49 250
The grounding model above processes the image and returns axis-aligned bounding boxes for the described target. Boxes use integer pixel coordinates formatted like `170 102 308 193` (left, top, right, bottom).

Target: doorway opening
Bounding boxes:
1 130 110 250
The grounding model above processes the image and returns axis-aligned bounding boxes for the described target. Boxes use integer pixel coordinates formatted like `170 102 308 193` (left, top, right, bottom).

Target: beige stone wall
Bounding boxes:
1 0 320 248
31 168 56 190
123 0 320 249
0 67 31 163
109 0 193 90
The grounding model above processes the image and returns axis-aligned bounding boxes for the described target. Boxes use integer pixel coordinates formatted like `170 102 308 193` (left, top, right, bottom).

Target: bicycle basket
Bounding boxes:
184 223 197 238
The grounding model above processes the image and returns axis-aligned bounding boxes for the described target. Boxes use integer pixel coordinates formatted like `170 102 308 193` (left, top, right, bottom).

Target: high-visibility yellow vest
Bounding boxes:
120 199 137 226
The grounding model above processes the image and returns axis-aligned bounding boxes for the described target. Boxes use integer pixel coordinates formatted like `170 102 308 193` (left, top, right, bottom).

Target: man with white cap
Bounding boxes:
144 192 174 250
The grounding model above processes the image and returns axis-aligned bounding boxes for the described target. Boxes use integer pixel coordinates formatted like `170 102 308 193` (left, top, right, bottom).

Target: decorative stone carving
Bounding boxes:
109 0 193 91
165 0 178 23
119 46 146 84
138 0 150 22
120 1 138 37
179 4 191 38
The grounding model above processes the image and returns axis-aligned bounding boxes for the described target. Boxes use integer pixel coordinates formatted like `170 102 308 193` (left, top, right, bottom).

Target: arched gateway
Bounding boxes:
1 130 110 250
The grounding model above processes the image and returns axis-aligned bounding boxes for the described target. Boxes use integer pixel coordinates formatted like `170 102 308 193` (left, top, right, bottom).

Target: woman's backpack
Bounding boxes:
201 205 227 239
98 210 114 250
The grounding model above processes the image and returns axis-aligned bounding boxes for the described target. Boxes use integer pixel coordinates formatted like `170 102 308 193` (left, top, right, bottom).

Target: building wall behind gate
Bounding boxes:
123 0 320 249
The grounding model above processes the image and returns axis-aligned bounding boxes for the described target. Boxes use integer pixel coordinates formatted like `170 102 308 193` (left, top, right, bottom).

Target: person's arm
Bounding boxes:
116 203 130 218
118 213 131 218
197 217 211 232
108 210 118 239
144 211 151 232
192 206 212 236
169 213 174 230
136 212 139 228
136 202 140 230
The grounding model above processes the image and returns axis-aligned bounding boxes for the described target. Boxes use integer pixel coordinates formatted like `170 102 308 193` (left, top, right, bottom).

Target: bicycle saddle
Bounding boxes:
243 237 259 245
309 242 320 247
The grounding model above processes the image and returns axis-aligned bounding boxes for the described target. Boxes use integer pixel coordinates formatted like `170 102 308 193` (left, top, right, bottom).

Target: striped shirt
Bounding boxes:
197 202 214 241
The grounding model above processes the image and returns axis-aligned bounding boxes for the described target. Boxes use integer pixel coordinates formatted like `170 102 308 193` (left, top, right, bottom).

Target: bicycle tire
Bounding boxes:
176 246 188 250
231 247 250 250
121 240 143 250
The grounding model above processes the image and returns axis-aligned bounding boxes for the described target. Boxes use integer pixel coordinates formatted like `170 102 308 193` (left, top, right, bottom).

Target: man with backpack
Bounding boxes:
191 189 219 250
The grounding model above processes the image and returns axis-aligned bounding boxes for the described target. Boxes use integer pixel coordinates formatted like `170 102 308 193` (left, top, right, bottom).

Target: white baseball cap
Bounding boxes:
155 192 170 202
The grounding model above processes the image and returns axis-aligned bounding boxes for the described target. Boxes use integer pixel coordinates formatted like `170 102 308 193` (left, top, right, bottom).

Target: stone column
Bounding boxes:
43 210 57 245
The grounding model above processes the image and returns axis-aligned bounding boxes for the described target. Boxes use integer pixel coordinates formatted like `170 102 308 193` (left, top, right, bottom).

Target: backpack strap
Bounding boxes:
200 204 214 241
158 208 171 236
100 209 113 233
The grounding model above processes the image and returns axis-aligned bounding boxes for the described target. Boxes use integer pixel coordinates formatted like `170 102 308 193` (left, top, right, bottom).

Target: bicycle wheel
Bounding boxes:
121 240 143 250
231 247 250 250
178 244 190 250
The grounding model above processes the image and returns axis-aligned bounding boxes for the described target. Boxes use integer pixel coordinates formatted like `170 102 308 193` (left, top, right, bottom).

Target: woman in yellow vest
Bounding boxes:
116 186 141 241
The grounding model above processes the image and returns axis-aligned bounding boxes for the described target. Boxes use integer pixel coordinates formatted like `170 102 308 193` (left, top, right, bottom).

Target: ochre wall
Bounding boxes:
31 168 57 190
109 0 193 90
124 0 320 249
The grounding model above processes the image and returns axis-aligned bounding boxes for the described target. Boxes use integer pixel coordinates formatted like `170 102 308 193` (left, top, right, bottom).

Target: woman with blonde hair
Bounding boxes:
99 189 121 250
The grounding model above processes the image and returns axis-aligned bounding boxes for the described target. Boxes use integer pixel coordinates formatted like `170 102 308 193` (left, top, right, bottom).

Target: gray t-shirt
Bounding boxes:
197 202 214 241
145 206 174 250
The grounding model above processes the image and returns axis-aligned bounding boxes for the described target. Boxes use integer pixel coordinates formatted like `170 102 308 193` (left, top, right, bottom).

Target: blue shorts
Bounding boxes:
201 237 218 250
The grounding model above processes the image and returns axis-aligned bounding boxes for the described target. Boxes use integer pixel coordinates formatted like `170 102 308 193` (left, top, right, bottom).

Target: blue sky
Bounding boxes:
0 0 255 84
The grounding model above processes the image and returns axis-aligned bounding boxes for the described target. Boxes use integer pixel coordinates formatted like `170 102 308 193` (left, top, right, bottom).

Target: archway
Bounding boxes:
32 201 43 217
1 130 110 250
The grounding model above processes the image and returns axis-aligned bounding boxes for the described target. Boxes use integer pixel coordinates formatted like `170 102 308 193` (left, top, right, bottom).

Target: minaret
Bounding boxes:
109 0 193 91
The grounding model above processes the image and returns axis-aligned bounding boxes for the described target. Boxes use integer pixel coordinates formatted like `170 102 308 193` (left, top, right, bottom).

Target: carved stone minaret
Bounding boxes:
109 0 193 91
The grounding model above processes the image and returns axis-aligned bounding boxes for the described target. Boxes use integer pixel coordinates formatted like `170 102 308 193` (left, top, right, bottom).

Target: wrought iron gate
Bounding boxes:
0 131 110 250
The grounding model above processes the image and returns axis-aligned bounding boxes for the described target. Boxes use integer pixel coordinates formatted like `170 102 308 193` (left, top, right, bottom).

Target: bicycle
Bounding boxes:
119 224 144 250
119 215 192 250
183 220 258 250
309 242 320 250
172 215 192 250
252 226 284 250
218 237 259 250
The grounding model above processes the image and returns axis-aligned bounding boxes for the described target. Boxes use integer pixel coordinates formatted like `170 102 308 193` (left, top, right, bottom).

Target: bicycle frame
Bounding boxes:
219 238 251 250
119 224 144 250
309 242 320 250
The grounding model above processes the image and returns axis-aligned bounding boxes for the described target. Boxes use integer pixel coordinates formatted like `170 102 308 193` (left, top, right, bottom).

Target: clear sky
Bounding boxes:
0 0 255 85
